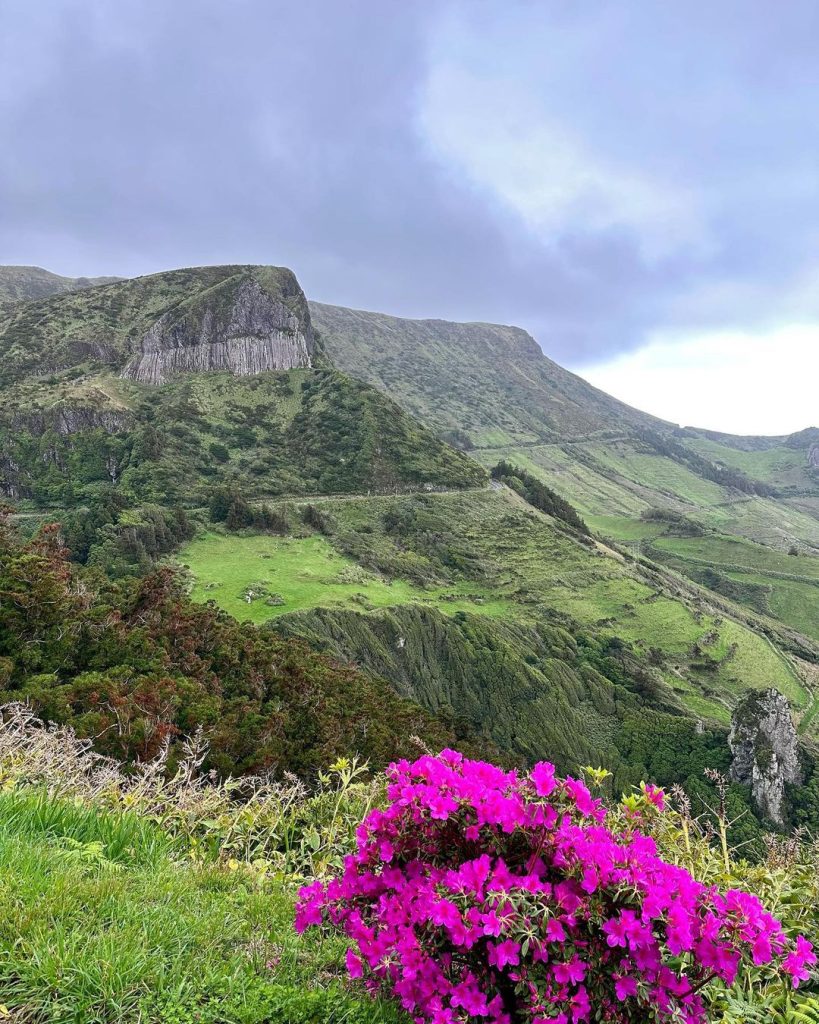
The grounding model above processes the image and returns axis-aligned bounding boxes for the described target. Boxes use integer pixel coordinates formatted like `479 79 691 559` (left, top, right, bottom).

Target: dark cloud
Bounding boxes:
1 1 818 363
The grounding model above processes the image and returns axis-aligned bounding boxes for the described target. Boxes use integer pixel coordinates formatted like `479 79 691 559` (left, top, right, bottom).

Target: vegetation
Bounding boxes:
490 460 589 534
181 532 510 624
298 751 815 1023
0 368 484 516
0 514 466 777
311 300 817 668
0 707 816 1022
0 264 119 303
0 706 407 1023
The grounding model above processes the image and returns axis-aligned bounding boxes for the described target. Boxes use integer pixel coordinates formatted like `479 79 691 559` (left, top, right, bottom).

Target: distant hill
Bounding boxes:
0 265 121 304
310 302 669 447
311 300 819 640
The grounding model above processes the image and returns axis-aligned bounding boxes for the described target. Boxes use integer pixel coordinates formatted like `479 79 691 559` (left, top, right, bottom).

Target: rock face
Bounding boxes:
11 404 131 437
729 688 801 824
122 273 313 385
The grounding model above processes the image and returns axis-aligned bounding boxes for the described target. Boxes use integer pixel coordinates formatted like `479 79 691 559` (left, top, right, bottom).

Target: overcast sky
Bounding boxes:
1 1 817 434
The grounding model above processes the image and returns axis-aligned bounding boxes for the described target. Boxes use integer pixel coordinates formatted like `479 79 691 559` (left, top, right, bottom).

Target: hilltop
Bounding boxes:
0 264 120 304
310 302 669 447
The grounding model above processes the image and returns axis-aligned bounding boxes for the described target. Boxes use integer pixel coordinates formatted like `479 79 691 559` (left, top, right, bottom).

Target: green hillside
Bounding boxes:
312 301 818 648
0 268 484 572
309 302 668 446
0 264 120 304
179 487 814 788
1 368 483 510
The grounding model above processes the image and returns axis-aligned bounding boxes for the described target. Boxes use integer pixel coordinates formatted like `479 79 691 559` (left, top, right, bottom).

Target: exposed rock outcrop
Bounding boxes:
122 273 313 384
729 688 801 825
11 404 131 436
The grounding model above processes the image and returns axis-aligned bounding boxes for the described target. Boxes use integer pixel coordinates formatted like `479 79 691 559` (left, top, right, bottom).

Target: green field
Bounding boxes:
181 531 511 624
179 488 808 729
685 436 817 492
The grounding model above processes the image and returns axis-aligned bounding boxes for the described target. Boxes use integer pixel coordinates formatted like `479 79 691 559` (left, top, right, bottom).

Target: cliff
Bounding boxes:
122 272 314 384
729 688 802 824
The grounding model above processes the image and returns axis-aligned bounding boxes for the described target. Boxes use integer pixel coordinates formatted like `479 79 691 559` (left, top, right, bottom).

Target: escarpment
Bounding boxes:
122 275 314 384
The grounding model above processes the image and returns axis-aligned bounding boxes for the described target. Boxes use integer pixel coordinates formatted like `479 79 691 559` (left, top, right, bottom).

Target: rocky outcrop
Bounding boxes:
122 275 313 385
729 688 801 824
10 404 131 436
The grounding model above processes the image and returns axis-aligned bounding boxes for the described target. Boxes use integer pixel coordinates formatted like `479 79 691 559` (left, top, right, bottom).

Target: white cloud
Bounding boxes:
418 63 709 262
578 325 819 435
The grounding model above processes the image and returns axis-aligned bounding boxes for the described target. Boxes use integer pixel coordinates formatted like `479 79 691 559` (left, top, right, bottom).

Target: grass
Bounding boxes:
179 487 809 732
180 531 512 624
652 535 819 578
472 445 650 517
584 515 669 543
648 534 819 642
0 790 405 1024
327 491 806 715
585 443 729 507
684 437 816 492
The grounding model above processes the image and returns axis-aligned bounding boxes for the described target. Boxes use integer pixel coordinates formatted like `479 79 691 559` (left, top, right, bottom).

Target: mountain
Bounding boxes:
0 266 484 516
0 265 121 304
1 263 818 828
309 302 669 447
312 302 819 646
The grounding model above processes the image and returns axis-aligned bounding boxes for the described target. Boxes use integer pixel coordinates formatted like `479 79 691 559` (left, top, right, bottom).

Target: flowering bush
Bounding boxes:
296 750 815 1024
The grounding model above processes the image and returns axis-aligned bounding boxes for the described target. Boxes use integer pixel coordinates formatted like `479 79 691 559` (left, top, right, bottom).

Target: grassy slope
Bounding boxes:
0 790 403 1024
179 487 808 736
310 302 667 445
181 531 511 623
312 302 817 648
472 442 819 643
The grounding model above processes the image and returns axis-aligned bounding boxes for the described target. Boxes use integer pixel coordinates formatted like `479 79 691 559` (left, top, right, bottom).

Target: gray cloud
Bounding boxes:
1 0 818 363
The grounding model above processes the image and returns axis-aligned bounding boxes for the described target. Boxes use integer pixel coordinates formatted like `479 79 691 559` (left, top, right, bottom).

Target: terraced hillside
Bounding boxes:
178 485 818 796
312 303 819 647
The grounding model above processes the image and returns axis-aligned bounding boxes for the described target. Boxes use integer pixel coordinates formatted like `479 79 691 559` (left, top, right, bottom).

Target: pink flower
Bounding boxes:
345 948 363 978
488 939 521 970
783 936 817 987
531 761 557 797
614 975 638 1001
295 750 811 1024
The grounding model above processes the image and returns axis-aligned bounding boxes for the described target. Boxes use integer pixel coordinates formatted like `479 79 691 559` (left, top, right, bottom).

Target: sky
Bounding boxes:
1 1 817 434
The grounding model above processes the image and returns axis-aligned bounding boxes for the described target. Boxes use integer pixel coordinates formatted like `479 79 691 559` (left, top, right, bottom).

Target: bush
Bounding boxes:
297 751 814 1024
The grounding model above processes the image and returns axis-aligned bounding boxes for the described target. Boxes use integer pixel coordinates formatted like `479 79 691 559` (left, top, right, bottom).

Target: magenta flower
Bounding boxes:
295 750 812 1024
530 761 557 798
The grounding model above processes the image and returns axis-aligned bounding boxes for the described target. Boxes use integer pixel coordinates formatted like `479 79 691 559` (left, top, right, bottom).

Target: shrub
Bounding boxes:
296 751 814 1024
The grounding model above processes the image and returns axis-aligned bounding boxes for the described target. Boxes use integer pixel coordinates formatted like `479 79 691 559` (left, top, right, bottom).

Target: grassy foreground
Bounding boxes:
0 789 404 1024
